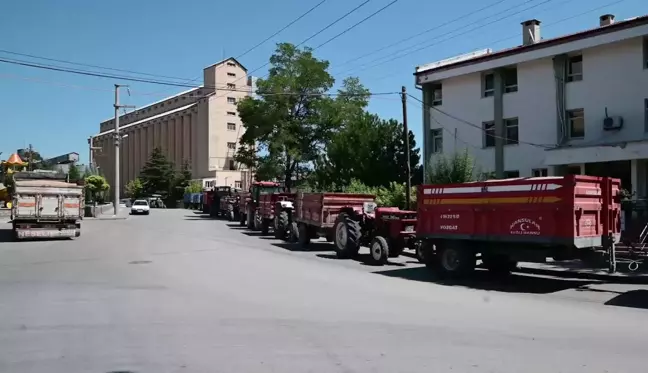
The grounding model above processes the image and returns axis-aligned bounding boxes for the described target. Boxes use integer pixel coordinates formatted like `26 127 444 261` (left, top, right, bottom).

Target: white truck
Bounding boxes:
11 171 84 240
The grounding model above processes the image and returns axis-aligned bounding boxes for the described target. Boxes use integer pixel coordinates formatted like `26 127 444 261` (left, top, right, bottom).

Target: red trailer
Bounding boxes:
201 188 214 214
259 192 296 238
416 175 622 277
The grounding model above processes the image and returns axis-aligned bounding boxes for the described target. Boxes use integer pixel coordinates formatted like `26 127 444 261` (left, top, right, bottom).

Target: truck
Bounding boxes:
10 171 84 240
415 175 622 277
258 192 296 238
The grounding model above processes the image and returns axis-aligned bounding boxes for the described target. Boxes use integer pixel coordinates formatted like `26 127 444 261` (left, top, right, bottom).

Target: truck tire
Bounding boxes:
369 236 389 265
298 223 310 248
274 211 289 240
436 242 475 278
333 213 361 259
415 241 426 263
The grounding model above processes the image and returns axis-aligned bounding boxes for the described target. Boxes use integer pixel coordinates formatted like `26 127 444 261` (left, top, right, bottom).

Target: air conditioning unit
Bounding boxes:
603 116 623 131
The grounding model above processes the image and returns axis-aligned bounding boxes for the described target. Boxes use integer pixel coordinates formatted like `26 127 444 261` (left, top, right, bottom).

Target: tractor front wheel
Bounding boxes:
333 213 361 259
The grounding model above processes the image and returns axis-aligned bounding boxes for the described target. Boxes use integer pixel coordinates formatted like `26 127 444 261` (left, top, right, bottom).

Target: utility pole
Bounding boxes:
28 144 33 171
401 86 412 210
113 84 136 215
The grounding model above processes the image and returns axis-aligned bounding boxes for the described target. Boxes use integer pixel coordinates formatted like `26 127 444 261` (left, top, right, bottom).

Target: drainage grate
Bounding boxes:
128 260 152 265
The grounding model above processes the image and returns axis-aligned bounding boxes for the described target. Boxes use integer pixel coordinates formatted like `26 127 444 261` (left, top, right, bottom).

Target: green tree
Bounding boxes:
426 149 478 184
139 147 175 196
125 178 144 199
170 159 193 201
84 174 110 203
236 42 350 191
315 113 420 189
67 164 81 181
184 180 203 194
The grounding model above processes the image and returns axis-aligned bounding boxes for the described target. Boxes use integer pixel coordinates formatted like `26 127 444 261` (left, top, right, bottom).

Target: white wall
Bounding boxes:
428 35 648 176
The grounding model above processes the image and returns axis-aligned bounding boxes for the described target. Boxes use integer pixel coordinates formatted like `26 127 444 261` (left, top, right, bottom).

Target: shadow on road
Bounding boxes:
242 231 266 237
373 266 598 294
226 224 246 229
272 242 333 252
0 228 14 243
316 253 406 267
604 289 648 309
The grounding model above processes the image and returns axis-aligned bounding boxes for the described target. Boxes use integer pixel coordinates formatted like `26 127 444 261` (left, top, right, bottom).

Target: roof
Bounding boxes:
203 57 248 72
95 102 197 137
3 153 26 165
415 14 648 76
100 86 200 124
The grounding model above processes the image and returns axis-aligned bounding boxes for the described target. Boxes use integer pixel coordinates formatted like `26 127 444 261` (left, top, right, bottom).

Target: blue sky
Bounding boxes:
0 0 643 163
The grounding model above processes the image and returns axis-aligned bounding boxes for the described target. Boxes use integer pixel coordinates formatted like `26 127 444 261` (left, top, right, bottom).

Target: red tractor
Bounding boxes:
242 181 284 230
293 192 419 264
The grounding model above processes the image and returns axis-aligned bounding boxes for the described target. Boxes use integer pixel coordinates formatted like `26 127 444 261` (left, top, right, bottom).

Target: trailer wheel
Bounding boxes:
333 213 361 258
274 211 289 240
254 211 263 231
298 223 310 248
239 210 245 226
414 241 426 263
436 242 475 277
369 236 389 265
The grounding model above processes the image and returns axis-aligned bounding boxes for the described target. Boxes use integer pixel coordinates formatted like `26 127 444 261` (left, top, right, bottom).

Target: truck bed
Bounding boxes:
13 179 84 221
417 175 621 248
294 192 375 228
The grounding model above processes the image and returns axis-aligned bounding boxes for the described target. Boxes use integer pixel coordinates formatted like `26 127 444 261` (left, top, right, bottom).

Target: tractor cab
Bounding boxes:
249 181 282 204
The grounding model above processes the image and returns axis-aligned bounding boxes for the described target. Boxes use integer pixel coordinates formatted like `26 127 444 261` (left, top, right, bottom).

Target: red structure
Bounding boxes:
416 175 622 276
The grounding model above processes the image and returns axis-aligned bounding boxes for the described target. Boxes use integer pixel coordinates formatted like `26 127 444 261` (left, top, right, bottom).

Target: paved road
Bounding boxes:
1 210 648 373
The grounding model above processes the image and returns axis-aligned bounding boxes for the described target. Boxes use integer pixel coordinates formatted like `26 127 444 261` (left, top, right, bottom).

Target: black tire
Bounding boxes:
298 223 310 248
75 229 81 238
289 222 299 243
239 210 246 226
388 240 405 258
415 241 426 264
274 211 289 240
333 213 361 259
145 211 150 215
261 219 270 235
369 236 389 265
436 242 475 278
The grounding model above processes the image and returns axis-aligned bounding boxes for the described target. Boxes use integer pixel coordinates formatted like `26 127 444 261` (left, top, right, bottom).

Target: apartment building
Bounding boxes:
92 58 254 195
415 14 648 199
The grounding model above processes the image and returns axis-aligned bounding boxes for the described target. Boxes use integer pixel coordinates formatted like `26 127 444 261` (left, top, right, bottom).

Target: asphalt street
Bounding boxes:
1 209 648 373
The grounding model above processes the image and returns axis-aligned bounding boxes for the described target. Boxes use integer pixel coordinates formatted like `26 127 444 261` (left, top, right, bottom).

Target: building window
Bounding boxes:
235 181 242 188
503 67 518 93
227 111 236 116
227 83 236 90
567 109 585 138
431 128 443 153
229 160 236 170
227 122 236 131
227 62 236 67
483 121 495 147
532 168 548 177
567 55 583 82
227 97 236 104
432 83 442 106
504 118 519 145
483 73 494 97
504 170 520 178
227 142 236 150
227 72 236 77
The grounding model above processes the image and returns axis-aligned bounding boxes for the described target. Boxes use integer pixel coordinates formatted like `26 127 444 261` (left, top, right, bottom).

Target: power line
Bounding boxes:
207 0 374 102
407 94 554 149
331 0 509 71
339 0 558 77
313 0 400 50
365 0 625 83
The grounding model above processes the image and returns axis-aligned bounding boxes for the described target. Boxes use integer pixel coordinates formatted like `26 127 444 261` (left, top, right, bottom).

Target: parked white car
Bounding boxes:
130 199 150 215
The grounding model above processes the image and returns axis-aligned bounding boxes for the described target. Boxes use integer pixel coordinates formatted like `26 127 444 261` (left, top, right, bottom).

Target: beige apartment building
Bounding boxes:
92 58 254 196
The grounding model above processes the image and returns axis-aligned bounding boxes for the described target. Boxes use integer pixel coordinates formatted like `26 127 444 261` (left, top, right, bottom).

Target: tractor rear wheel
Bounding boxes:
333 213 361 259
369 236 389 265
246 207 254 229
274 211 289 240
